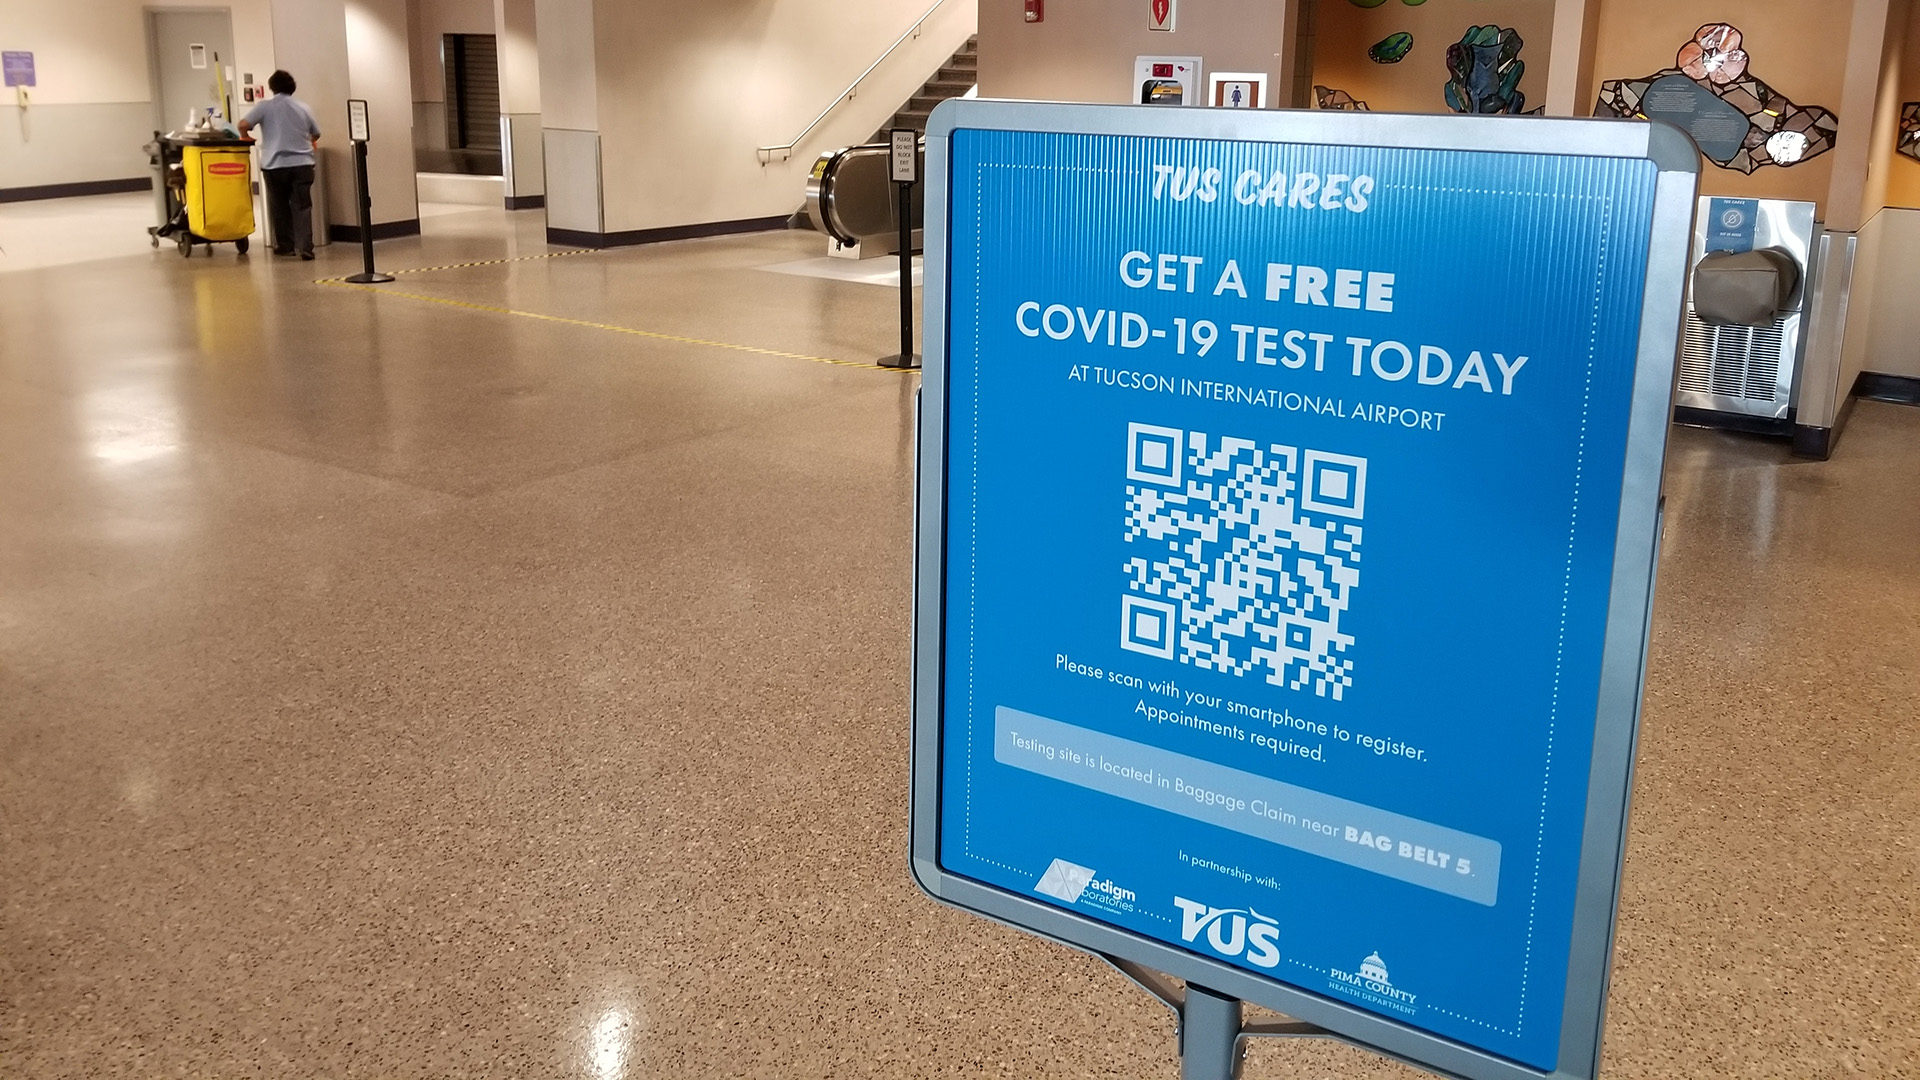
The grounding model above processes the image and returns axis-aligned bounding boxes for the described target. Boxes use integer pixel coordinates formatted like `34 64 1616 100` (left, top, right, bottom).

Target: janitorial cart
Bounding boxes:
148 134 256 257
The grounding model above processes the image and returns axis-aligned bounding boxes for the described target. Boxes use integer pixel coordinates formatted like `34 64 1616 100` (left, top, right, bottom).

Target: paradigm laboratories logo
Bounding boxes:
1034 859 1138 913
1174 896 1280 969
1328 951 1418 1016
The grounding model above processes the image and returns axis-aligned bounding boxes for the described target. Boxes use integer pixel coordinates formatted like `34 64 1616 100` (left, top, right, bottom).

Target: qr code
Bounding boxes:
1121 423 1365 700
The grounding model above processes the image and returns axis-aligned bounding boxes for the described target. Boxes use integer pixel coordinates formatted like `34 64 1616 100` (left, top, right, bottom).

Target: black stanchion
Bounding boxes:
344 99 393 285
878 127 921 369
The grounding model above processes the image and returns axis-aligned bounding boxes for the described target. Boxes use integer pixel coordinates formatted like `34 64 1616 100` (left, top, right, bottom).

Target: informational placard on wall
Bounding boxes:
2 51 34 88
911 101 1697 1080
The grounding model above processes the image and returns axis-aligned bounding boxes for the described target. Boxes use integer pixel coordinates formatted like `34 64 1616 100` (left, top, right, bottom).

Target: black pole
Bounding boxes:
878 130 921 369
897 181 914 360
345 137 393 284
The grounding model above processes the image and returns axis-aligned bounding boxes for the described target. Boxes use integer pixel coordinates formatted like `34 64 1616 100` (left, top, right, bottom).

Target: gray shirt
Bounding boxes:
241 94 321 170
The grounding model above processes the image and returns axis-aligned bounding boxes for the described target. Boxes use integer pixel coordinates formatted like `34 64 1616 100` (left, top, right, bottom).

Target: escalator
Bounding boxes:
805 141 924 259
795 35 973 259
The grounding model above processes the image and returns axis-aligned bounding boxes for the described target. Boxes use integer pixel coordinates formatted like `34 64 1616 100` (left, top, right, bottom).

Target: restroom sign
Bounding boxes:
1149 0 1176 32
910 98 1699 1080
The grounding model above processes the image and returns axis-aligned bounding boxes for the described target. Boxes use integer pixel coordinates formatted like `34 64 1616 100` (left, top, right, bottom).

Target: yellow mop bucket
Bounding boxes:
183 145 255 242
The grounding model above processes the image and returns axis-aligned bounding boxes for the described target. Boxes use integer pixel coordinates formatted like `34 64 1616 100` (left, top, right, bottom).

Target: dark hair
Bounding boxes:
267 70 296 95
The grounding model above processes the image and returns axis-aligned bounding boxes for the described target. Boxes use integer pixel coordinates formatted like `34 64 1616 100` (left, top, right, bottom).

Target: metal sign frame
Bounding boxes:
908 99 1697 1080
347 98 371 144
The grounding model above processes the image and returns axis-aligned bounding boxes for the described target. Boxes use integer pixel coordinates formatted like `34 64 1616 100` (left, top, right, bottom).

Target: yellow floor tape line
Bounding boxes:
315 248 596 282
316 279 917 373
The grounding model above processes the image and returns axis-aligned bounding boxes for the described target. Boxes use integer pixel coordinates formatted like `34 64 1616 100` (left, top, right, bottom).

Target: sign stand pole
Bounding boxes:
344 99 393 285
1104 955 1331 1079
878 127 920 369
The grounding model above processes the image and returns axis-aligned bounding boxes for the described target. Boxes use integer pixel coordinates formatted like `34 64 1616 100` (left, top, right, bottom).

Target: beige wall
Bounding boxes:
0 0 276 190
346 0 420 226
587 0 975 235
1591 0 1850 211
407 0 494 104
1860 208 1920 377
495 0 540 115
533 0 596 133
978 0 1292 104
1311 0 1554 115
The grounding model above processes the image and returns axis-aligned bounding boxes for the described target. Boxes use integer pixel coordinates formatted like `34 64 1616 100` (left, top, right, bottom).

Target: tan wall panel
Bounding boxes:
1310 0 1555 116
978 0 1292 104
1886 0 1920 210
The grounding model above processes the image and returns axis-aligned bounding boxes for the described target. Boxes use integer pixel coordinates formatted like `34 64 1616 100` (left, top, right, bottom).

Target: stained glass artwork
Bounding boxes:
1900 103 1920 164
1595 23 1837 173
1444 25 1527 114
1677 23 1748 84
1314 86 1371 111
1370 32 1414 64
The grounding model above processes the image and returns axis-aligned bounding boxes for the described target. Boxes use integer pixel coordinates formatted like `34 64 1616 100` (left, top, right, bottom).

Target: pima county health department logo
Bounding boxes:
1328 951 1418 1016
1034 859 1138 913
1174 897 1280 969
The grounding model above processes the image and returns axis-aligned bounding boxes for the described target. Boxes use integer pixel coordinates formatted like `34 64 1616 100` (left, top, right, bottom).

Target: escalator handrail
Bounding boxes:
756 0 953 164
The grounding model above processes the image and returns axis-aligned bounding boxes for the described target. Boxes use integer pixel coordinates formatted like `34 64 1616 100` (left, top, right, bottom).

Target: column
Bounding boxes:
496 0 545 210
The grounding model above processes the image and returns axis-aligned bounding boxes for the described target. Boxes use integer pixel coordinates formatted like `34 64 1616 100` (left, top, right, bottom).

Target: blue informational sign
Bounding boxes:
1705 197 1759 253
911 102 1697 1080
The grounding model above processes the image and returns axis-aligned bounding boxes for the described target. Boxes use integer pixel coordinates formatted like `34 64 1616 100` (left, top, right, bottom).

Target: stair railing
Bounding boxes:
757 0 956 165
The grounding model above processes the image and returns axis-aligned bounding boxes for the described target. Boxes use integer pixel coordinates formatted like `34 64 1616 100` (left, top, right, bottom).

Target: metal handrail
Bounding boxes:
757 0 953 164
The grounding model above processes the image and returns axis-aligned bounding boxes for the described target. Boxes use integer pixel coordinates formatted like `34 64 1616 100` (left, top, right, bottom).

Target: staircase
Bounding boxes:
870 35 977 141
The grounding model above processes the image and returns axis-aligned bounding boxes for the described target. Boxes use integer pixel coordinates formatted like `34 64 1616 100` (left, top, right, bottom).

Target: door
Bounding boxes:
148 9 237 131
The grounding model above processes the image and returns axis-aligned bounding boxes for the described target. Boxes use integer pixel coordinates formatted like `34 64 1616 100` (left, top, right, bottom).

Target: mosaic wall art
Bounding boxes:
1444 25 1528 114
1315 86 1371 111
1369 32 1413 64
1595 23 1838 173
1901 103 1920 165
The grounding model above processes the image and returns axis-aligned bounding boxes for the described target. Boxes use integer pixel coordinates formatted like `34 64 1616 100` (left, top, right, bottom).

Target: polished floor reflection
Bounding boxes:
2 199 1916 1078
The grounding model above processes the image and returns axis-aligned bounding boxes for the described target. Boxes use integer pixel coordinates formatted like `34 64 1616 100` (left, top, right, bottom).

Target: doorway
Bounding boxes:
429 33 501 175
147 8 238 132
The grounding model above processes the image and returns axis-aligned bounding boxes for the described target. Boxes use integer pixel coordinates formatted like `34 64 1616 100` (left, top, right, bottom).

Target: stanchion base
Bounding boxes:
345 272 395 284
878 353 922 369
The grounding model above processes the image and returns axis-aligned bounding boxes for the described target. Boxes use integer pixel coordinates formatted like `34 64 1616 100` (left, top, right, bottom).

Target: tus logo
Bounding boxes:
1174 897 1280 968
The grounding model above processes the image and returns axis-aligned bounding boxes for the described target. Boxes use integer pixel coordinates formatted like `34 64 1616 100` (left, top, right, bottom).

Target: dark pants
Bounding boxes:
263 164 315 255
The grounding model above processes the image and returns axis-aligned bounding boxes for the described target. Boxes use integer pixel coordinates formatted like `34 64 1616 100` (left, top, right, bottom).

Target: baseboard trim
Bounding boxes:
327 218 423 243
1672 406 1794 439
1791 424 1832 460
504 194 545 210
1854 371 1920 407
0 177 151 203
546 215 789 250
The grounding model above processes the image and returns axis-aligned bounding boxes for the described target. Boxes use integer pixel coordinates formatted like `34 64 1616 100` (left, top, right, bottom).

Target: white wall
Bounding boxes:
586 0 976 235
0 0 276 191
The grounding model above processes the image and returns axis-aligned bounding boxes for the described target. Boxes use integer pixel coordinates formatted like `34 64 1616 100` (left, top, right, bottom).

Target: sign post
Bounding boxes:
879 127 920 369
910 100 1697 1080
344 99 393 285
